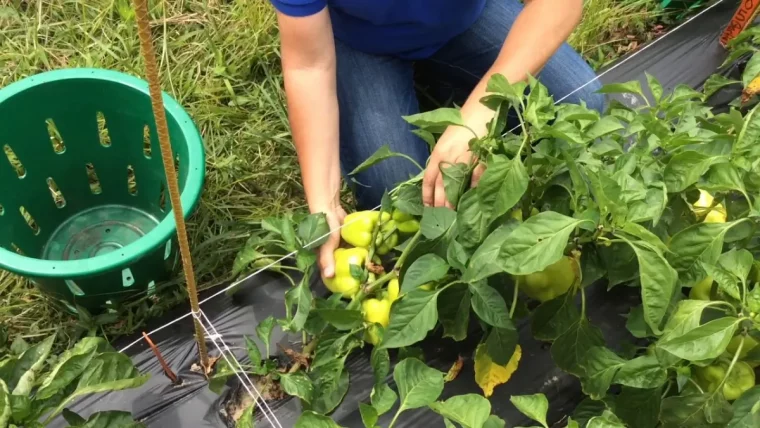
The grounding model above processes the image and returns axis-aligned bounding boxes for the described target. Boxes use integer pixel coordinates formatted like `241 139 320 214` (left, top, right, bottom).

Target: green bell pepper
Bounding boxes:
695 359 756 401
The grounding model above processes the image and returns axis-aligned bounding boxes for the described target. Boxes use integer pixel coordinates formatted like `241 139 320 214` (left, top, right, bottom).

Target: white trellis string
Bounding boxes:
120 0 729 354
194 309 284 428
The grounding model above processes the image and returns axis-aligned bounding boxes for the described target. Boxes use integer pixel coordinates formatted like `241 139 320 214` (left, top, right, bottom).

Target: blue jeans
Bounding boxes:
337 0 605 210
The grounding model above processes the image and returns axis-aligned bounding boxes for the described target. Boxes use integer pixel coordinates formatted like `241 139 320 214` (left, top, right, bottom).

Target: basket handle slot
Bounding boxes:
10 243 24 256
159 182 166 212
3 144 26 179
45 119 66 154
96 112 112 148
85 163 102 195
143 125 152 159
46 178 66 209
127 165 138 196
19 206 40 235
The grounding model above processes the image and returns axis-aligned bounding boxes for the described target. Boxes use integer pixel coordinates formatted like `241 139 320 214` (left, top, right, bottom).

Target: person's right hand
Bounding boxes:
318 204 347 281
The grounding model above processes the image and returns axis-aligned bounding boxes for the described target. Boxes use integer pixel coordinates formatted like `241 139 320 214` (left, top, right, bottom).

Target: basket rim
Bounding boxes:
0 68 206 278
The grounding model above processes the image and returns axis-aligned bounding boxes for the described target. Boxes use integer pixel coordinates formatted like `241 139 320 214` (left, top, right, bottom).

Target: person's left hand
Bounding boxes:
422 126 485 208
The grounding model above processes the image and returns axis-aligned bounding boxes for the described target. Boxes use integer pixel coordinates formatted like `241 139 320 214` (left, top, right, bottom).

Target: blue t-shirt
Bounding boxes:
270 0 487 59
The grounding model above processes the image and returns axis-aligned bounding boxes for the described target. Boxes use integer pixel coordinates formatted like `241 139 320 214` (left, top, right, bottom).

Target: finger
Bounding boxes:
422 156 440 207
434 173 447 208
471 162 486 187
319 230 340 278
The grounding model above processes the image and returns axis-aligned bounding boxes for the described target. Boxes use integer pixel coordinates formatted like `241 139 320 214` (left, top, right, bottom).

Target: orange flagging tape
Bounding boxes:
720 0 760 47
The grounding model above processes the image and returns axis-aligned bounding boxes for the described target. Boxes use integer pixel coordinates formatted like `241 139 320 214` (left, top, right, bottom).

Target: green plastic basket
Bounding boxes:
0 68 205 312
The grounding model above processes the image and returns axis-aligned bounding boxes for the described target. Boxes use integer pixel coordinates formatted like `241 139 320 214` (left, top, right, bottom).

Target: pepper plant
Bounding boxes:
229 64 760 426
0 335 149 427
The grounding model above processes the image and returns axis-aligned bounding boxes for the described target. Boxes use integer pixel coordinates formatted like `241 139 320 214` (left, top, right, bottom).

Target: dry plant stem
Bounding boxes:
287 338 318 374
143 331 179 384
133 0 209 370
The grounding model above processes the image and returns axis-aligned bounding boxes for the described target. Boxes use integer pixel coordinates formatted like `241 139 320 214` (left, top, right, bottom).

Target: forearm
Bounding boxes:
458 0 584 136
284 67 341 212
277 9 342 213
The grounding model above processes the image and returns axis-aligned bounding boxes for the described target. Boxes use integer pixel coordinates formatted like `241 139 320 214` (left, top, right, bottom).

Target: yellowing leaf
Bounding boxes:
474 343 521 397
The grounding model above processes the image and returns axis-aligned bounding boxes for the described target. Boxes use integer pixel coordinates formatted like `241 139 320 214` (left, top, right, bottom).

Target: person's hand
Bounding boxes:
422 126 485 208
317 203 347 280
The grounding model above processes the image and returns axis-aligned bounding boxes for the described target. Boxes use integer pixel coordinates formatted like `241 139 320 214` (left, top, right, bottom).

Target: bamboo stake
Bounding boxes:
133 0 209 370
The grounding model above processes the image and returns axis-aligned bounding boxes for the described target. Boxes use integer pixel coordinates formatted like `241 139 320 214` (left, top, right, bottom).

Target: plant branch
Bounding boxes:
287 338 318 374
394 229 423 271
509 282 519 318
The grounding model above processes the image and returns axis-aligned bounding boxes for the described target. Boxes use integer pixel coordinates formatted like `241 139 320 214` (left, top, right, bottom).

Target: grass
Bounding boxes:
0 0 692 352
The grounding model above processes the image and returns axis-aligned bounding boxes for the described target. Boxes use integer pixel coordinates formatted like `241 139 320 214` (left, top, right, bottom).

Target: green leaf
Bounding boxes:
628 187 666 225
547 120 585 145
36 337 101 400
69 410 144 428
429 394 492 428
587 410 626 428
412 129 437 151
703 163 749 199
380 289 439 349
256 316 275 356
394 358 445 413
370 347 390 385
660 393 732 427
208 358 233 394
294 411 345 428
10 394 30 423
350 145 412 175
664 151 726 192
314 308 363 330
447 239 469 271
486 73 528 103
371 383 397 416
420 207 457 240
586 116 624 140
63 408 87 425
620 238 677 334
499 212 589 275
244 336 263 374
598 81 645 99
613 355 667 389
702 262 741 300
611 386 661 428
485 325 518 366
403 108 465 133
469 281 512 329
727 386 760 427
9 334 54 395
510 393 549 428
441 162 469 208
309 366 350 415
742 52 760 87
457 188 490 250
531 293 580 341
298 213 330 250
0 380 9 428
658 316 739 361
463 223 519 282
572 398 607 427
402 254 450 293
646 72 663 102
477 155 528 221
579 347 625 400
279 371 314 403
703 74 741 98
394 184 424 216
551 319 604 376
719 248 753 285
438 284 471 342
668 221 737 286
484 415 507 428
50 352 150 420
236 405 254 428
284 278 312 332
359 403 378 428
735 104 760 154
